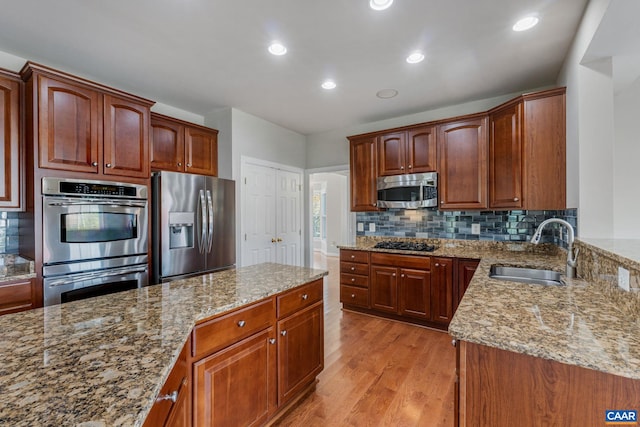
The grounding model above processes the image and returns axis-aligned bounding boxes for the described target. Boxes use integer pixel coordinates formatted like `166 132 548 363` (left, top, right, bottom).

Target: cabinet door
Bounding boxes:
377 132 406 176
370 265 398 313
277 302 324 406
37 75 100 173
489 103 523 209
151 116 184 172
407 126 436 173
0 279 36 316
438 117 488 209
164 379 190 427
0 75 21 210
349 136 378 211
103 94 150 178
185 127 218 176
398 268 431 319
455 259 480 311
431 257 454 324
193 328 276 427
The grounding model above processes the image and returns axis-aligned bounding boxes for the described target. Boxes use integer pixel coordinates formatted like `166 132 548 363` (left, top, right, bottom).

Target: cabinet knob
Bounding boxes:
105 163 112 168
451 339 457 347
156 390 179 403
373 202 377 207
513 197 519 202
351 267 355 271
269 338 276 345
178 162 182 167
392 273 396 277
440 201 444 204
351 278 355 282
351 255 355 259
401 273 405 277
435 263 440 267
187 163 192 167
237 320 246 327
281 330 287 336
91 161 98 167
408 165 412 169
351 294 356 298
302 294 308 300
400 166 404 170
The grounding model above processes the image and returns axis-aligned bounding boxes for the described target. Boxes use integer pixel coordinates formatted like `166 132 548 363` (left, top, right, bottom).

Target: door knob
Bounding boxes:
277 238 283 242
271 238 277 243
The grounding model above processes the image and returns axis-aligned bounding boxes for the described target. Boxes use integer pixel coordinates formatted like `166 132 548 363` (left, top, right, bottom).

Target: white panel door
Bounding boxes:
276 170 302 266
242 161 302 267
243 163 277 266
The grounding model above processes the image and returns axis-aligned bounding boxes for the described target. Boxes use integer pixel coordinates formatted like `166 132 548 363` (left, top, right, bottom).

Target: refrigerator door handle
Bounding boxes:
206 190 214 253
198 189 207 253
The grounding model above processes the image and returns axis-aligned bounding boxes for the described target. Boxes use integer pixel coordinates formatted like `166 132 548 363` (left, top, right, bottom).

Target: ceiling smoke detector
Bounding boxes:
376 89 398 99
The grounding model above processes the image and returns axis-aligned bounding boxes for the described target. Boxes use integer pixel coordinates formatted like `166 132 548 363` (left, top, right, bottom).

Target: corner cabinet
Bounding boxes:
151 113 218 176
21 62 153 179
489 88 566 209
377 125 437 176
438 116 488 210
349 135 378 211
0 70 23 210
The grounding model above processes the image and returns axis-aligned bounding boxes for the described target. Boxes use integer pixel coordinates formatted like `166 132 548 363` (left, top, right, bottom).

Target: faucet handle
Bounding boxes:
568 247 580 267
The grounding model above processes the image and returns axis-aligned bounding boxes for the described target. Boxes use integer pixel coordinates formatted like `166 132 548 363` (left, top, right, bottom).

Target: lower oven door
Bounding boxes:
43 264 148 306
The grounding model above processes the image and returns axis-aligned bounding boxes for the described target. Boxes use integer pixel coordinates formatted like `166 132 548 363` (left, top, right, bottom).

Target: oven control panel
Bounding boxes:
42 177 147 199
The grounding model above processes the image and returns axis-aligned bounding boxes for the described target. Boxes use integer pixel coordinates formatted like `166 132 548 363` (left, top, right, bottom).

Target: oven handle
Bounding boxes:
46 200 147 208
45 267 148 287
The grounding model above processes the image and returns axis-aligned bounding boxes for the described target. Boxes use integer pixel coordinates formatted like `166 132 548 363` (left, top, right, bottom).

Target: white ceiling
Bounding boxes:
0 0 587 135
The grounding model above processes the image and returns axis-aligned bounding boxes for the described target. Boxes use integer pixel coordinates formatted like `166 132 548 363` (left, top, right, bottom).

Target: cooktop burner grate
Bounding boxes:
373 241 437 252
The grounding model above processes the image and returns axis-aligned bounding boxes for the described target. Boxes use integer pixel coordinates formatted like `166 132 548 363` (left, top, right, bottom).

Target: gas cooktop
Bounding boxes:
373 241 437 252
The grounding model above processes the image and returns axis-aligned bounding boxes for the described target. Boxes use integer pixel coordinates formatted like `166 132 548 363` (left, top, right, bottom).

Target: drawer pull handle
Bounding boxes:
302 294 308 300
156 390 178 403
269 338 276 345
281 330 287 336
237 320 246 327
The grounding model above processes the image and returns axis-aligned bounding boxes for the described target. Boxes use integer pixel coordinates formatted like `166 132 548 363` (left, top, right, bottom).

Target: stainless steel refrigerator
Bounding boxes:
152 171 235 283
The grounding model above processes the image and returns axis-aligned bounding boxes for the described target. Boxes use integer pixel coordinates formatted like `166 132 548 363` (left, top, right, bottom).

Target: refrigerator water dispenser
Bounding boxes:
168 212 194 249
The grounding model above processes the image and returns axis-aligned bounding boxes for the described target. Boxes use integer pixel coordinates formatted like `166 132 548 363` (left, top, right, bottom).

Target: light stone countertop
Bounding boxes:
0 263 328 427
341 238 640 380
0 254 35 283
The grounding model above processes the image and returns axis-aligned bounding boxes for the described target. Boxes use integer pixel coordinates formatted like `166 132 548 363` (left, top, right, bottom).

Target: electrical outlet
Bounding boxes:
357 222 364 232
618 267 630 291
471 223 481 235
369 223 376 232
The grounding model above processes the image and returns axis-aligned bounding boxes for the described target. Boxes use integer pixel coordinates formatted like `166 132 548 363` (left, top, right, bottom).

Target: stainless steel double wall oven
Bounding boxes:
42 177 149 306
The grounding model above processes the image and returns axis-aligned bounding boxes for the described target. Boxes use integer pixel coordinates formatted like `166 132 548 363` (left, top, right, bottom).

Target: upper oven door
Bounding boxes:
42 196 148 265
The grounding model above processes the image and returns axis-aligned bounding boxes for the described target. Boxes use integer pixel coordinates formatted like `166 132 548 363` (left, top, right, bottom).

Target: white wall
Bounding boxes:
305 89 551 169
204 107 233 180
0 51 27 71
151 103 205 126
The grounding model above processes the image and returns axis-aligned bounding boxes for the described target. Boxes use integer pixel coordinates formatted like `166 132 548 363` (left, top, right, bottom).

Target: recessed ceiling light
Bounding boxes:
268 42 287 56
321 80 337 90
406 52 425 64
369 0 393 11
376 89 398 99
512 16 539 32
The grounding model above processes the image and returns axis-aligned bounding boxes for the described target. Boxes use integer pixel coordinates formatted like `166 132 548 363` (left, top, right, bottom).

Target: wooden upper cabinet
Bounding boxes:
438 116 488 210
150 115 184 172
0 71 22 210
103 94 149 178
378 126 436 176
488 88 566 210
349 136 378 211
489 102 523 209
151 113 218 176
37 75 101 173
185 127 218 176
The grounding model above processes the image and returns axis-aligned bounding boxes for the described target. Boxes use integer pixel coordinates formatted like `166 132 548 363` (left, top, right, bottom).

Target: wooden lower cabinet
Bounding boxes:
456 340 640 427
0 279 37 316
455 259 480 311
194 328 277 427
399 268 431 320
431 257 454 325
370 265 398 313
277 302 324 406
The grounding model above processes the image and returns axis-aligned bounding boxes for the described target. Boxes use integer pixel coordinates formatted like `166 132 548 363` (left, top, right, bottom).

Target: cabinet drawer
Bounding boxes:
340 262 370 276
0 279 35 315
370 253 430 269
340 273 369 288
277 279 323 319
193 298 275 359
340 285 369 308
340 249 369 264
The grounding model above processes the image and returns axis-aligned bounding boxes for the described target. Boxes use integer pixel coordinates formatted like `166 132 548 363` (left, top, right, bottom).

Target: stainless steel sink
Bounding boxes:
489 265 564 286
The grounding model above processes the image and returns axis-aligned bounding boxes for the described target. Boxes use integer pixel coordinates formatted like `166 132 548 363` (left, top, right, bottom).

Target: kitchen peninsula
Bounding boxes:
0 263 327 426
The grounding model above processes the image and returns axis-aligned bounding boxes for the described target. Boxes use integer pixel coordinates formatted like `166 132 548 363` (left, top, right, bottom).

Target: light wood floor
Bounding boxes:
275 253 456 427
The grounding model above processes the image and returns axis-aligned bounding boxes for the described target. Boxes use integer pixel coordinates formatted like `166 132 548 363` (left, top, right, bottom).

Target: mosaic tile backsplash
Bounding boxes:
0 212 20 254
356 209 578 249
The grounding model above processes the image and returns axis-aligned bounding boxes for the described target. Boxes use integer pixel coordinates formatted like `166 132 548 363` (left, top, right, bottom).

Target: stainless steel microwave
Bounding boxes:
376 172 438 209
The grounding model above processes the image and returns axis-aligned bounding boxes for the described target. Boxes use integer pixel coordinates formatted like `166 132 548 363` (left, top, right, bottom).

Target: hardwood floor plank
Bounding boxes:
274 254 455 427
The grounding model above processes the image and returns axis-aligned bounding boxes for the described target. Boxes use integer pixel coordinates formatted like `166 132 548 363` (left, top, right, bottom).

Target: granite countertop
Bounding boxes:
0 263 328 427
0 254 36 283
341 237 640 380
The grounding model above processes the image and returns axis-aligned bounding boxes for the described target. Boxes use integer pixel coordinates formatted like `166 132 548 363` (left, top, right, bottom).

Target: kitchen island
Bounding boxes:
0 263 327 426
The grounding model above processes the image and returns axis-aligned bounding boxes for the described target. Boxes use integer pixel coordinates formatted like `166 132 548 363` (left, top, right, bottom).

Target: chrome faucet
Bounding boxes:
530 218 579 279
